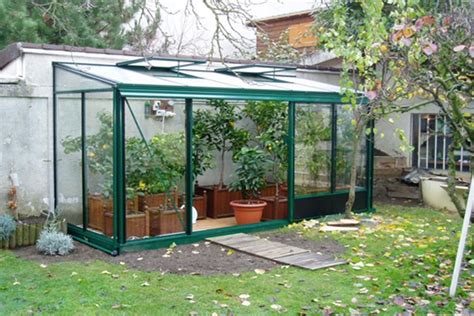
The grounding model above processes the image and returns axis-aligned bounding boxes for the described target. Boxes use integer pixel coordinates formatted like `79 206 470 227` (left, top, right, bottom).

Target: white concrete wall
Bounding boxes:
0 50 131 216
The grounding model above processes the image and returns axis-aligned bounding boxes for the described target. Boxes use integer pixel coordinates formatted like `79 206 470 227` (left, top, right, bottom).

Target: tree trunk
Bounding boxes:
446 143 466 218
219 146 225 189
345 125 362 219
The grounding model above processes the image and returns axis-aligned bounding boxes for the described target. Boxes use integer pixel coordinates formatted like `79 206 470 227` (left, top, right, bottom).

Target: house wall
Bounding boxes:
0 50 131 216
254 14 315 54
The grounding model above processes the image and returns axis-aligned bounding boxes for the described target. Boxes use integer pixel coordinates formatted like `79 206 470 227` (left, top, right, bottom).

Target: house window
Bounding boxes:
412 113 470 172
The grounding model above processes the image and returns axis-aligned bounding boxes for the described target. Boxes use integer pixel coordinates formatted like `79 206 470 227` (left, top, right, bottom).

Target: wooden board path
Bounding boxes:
207 233 346 270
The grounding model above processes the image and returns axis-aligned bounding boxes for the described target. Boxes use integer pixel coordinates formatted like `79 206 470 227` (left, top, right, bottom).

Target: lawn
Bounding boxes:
0 204 472 315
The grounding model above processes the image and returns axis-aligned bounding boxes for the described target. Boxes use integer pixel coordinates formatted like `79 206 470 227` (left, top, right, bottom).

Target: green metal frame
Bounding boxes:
52 62 374 255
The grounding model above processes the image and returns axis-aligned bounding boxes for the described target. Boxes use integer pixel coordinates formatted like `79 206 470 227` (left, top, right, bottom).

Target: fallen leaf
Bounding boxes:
40 264 47 269
141 281 150 287
239 294 250 299
241 300 251 306
136 257 143 261
254 269 265 275
270 304 282 311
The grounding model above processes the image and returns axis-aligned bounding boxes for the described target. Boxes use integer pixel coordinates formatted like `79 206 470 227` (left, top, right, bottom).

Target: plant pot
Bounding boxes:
196 185 242 218
230 200 267 225
260 196 288 220
138 191 179 211
146 207 186 236
103 211 147 238
88 194 106 231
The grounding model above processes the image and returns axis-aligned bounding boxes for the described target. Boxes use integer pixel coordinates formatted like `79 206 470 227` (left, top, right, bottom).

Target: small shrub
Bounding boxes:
36 229 74 256
0 214 16 241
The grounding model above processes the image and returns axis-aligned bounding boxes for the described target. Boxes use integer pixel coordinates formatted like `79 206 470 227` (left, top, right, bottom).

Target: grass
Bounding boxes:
0 204 473 315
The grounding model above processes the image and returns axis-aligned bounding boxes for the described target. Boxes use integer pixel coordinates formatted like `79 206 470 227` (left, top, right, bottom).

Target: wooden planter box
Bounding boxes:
138 191 179 211
146 207 186 236
0 220 67 249
193 192 207 220
179 192 207 220
260 183 276 197
196 185 242 218
88 194 106 231
260 196 288 221
89 195 139 232
103 212 147 238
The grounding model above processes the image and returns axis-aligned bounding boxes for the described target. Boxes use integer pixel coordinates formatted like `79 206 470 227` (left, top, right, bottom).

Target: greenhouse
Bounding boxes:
53 57 374 255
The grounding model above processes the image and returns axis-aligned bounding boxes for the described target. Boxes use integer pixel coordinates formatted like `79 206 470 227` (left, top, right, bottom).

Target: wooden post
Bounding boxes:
9 232 16 249
22 224 29 246
36 223 43 241
449 175 474 297
16 225 23 247
29 225 37 245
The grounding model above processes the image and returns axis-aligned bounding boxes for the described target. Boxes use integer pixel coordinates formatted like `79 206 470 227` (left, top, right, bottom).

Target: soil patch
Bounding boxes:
13 231 346 275
257 231 346 261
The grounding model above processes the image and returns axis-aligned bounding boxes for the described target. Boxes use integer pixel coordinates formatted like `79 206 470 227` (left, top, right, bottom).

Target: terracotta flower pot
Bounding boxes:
230 200 267 225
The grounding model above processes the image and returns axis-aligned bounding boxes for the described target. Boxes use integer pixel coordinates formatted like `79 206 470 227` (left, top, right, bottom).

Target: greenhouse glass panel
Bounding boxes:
55 67 112 92
84 92 114 235
295 104 332 196
124 97 187 239
335 104 367 190
56 93 83 226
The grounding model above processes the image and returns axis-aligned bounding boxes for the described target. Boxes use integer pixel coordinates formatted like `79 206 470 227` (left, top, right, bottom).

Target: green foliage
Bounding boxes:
192 109 216 180
296 108 332 185
132 133 186 195
62 111 185 198
0 0 161 50
193 100 249 187
36 229 74 256
244 101 288 195
229 146 269 200
62 111 114 197
0 214 16 241
41 208 65 233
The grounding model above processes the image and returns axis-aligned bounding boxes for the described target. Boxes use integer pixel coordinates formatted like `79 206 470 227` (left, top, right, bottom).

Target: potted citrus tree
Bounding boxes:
229 146 269 225
194 100 249 218
244 100 288 220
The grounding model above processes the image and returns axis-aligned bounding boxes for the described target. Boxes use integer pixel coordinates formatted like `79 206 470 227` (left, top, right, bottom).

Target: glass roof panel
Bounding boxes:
269 76 341 93
122 60 195 68
62 64 180 86
214 64 296 74
55 66 112 92
117 57 205 69
56 61 344 96
178 70 287 90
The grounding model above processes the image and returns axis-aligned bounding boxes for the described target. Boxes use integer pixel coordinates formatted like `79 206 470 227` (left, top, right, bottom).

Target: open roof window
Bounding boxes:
117 57 205 78
214 64 296 75
117 56 205 69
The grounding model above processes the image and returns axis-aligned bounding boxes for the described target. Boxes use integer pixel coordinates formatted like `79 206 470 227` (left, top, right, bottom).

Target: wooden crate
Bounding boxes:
103 212 147 238
103 197 139 213
260 196 288 221
146 207 186 236
138 191 179 211
88 194 105 231
193 192 207 220
196 186 242 218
